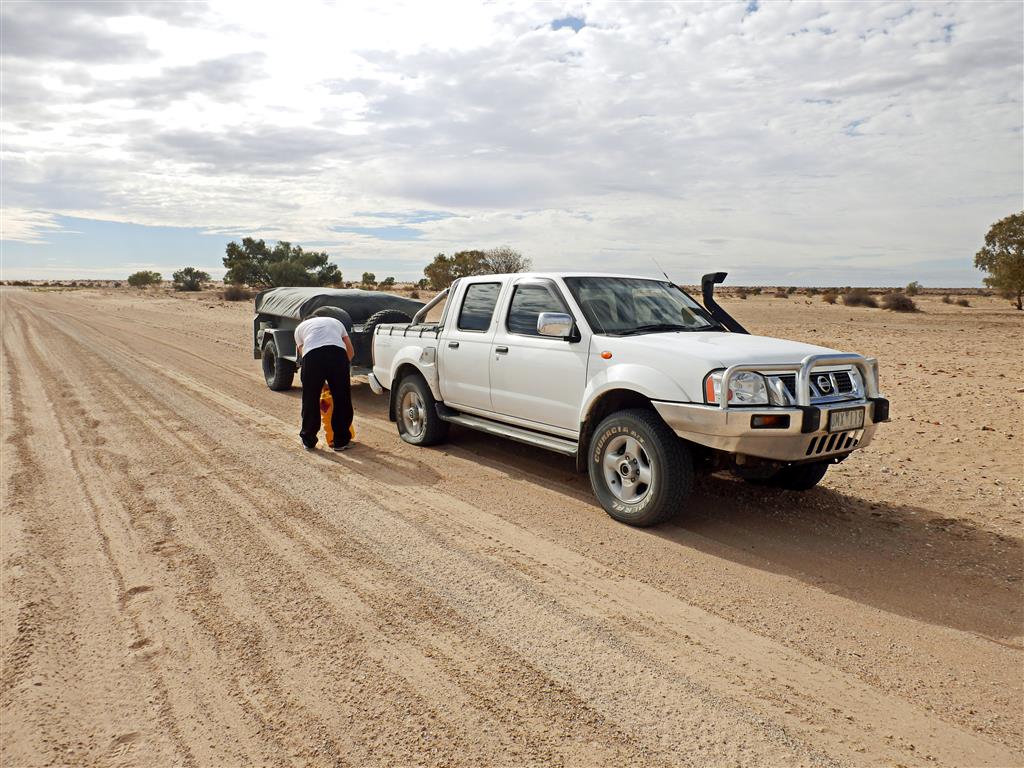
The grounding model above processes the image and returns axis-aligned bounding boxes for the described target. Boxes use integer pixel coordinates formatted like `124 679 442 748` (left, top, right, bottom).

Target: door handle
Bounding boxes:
448 341 459 349
495 346 509 354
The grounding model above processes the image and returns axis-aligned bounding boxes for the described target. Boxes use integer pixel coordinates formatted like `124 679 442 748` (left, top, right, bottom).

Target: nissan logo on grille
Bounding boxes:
816 374 833 394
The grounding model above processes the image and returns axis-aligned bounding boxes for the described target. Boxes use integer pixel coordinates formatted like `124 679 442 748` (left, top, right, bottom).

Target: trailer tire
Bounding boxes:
262 339 295 391
395 374 449 446
588 409 692 527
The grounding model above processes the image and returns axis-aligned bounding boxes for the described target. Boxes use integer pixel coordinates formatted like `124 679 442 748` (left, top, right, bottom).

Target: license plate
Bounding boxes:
827 407 865 433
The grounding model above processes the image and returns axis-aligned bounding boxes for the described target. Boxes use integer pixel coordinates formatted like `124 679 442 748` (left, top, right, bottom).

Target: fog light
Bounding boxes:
751 414 790 429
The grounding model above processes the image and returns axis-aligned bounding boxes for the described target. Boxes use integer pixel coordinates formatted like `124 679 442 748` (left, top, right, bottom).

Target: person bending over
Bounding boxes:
294 307 355 451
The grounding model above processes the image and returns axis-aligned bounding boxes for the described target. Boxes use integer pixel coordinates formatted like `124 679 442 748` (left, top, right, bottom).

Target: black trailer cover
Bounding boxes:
254 287 423 324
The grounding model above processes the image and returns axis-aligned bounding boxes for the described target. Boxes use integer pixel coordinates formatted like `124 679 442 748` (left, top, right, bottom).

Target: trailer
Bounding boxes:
253 287 424 390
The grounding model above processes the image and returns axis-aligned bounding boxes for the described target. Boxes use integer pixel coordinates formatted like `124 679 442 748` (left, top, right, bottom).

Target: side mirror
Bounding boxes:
537 312 574 338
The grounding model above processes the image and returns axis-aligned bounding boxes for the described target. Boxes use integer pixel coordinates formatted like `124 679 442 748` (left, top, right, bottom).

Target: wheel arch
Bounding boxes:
389 362 429 422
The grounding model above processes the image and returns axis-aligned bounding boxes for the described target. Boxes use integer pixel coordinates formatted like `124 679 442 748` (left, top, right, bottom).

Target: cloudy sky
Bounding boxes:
1 0 1021 285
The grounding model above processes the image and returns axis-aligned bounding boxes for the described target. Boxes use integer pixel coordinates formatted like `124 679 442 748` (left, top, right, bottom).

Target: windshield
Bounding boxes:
563 277 720 335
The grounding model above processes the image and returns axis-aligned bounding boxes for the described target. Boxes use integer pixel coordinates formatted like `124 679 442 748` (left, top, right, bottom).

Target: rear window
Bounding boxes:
457 283 501 332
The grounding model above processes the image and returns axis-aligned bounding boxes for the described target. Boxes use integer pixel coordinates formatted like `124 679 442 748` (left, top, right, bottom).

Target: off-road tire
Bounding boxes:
767 460 829 491
395 374 449 446
588 408 692 527
262 339 295 391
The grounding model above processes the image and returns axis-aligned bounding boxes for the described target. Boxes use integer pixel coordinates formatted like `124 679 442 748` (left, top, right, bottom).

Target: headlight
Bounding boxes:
704 370 769 406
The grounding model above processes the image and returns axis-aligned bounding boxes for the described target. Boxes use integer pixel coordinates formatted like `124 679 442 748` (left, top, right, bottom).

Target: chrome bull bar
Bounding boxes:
719 353 879 410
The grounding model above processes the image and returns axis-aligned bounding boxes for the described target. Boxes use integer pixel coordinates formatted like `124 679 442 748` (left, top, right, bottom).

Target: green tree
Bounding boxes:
222 238 341 288
905 280 922 296
975 211 1024 310
379 276 396 288
361 272 377 287
172 266 210 291
423 250 490 289
127 270 162 287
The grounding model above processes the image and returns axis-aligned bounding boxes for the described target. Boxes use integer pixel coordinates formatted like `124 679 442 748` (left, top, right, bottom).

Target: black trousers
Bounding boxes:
299 345 352 448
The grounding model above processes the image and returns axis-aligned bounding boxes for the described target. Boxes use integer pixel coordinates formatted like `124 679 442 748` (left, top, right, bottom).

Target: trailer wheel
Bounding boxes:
588 409 692 527
262 339 295 391
395 374 448 446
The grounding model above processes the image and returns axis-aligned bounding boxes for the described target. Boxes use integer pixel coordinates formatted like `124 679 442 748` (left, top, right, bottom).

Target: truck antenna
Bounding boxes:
651 257 673 284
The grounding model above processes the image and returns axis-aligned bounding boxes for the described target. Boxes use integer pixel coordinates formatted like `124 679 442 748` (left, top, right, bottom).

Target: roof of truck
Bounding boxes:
254 287 424 323
460 272 671 281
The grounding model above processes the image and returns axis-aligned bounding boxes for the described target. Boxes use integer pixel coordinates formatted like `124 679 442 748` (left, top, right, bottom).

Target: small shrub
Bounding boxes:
881 291 918 312
822 290 838 304
786 286 797 295
222 284 252 301
941 294 953 304
842 288 878 308
773 288 788 298
956 298 971 307
905 280 922 296
127 270 162 288
172 266 210 291
735 288 748 300
409 290 420 299
749 287 762 295
807 287 819 296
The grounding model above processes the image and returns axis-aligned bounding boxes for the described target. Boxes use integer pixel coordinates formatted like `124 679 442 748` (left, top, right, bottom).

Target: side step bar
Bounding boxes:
437 408 578 456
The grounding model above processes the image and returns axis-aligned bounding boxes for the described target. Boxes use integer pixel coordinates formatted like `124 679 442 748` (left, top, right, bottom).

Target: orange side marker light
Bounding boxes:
600 351 613 359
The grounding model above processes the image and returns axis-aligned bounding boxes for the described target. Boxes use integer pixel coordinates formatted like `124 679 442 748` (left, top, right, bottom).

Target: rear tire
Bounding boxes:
766 461 829 491
395 374 449 446
588 409 692 527
262 339 295 391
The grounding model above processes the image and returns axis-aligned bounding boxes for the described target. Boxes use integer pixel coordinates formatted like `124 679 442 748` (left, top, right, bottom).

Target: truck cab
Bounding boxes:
370 272 889 527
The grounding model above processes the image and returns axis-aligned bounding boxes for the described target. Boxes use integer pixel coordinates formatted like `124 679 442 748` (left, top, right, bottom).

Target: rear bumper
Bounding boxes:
652 399 886 462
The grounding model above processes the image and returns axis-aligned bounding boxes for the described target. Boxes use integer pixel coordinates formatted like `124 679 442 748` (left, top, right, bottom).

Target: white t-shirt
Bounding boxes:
294 316 349 355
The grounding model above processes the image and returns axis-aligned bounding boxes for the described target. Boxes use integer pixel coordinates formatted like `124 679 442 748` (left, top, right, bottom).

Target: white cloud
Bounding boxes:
1 0 1020 283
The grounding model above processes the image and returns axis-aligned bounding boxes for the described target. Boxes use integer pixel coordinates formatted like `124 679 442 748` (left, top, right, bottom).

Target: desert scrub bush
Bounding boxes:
905 281 922 296
941 294 953 304
842 288 878 308
881 291 918 312
772 288 788 298
822 290 838 304
222 284 252 301
735 288 749 300
409 290 420 299
807 287 819 296
956 298 971 307
127 270 162 288
749 287 762 295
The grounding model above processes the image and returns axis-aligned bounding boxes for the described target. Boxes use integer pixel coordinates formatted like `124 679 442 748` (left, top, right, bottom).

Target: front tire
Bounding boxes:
395 375 449 446
588 409 692 527
262 339 295 391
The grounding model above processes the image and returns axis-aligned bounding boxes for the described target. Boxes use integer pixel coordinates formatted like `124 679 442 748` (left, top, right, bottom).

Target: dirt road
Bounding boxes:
2 287 1021 767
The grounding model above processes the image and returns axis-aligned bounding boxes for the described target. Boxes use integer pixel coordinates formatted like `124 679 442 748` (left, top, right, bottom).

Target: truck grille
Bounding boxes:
774 370 854 399
805 430 862 456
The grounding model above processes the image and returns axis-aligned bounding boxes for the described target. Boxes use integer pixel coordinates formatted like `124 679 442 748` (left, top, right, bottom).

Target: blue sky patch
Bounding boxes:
551 16 585 33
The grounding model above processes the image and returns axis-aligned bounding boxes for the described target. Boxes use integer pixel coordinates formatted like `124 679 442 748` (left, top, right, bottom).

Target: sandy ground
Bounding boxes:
1 287 1021 767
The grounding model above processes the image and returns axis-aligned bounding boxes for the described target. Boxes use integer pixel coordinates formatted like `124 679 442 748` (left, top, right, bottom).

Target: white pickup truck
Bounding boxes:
369 272 889 526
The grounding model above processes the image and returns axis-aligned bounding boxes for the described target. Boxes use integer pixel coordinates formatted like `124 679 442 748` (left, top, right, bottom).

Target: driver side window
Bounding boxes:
506 283 570 336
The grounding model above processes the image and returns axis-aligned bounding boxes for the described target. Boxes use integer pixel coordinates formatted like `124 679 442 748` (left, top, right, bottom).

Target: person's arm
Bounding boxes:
343 335 354 360
294 324 304 357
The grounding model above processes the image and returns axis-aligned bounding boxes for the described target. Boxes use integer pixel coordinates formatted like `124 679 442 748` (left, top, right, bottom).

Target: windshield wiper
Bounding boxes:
613 323 694 336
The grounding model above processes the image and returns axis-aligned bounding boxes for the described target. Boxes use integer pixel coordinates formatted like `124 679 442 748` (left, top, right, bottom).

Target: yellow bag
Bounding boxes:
319 384 355 445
